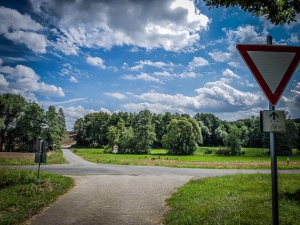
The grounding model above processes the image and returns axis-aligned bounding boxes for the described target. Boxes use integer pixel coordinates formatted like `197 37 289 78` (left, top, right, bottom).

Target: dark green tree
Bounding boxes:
16 101 45 151
224 124 242 155
131 110 156 153
162 117 202 155
202 0 300 25
44 106 60 150
0 93 26 151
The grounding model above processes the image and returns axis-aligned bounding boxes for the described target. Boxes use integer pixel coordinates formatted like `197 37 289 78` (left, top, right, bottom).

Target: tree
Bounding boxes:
224 124 242 155
57 108 67 140
275 119 298 155
131 110 156 153
194 113 221 146
162 117 202 155
0 93 26 151
44 106 60 150
72 118 87 146
203 0 300 25
16 101 45 151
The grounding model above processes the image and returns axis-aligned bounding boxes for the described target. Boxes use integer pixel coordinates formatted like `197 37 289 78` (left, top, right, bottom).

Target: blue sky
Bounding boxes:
1 0 300 130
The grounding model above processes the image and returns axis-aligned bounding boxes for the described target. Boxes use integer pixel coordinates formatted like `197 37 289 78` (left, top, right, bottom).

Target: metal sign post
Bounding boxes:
267 36 279 225
113 144 118 159
236 35 300 225
35 140 48 179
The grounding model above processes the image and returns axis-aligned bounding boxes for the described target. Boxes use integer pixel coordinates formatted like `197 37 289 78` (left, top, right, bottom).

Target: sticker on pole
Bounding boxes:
236 44 300 106
260 110 286 133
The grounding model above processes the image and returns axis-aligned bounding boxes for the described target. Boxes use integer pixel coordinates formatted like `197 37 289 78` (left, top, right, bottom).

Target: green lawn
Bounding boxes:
0 168 74 225
73 147 300 169
163 173 300 225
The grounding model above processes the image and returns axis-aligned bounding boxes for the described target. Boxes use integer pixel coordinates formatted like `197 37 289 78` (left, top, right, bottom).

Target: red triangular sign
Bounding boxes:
236 44 300 105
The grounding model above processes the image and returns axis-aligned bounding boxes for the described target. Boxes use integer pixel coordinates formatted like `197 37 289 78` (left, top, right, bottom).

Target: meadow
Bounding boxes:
163 173 300 225
72 147 300 169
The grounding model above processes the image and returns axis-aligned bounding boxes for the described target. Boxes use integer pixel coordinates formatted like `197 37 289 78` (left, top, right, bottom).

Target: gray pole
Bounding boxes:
267 35 279 225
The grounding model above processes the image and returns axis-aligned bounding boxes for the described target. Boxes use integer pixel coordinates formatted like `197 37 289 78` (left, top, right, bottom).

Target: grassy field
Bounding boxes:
0 150 67 166
163 173 300 225
72 147 300 169
0 168 74 225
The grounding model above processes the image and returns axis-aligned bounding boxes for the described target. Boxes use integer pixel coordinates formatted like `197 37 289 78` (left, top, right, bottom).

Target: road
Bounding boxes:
23 147 299 225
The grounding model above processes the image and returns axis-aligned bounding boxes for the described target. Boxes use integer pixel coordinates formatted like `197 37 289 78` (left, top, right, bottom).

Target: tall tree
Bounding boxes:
0 93 26 151
57 107 67 140
162 117 202 155
16 101 45 151
131 110 156 153
224 124 242 155
203 0 300 25
44 105 60 150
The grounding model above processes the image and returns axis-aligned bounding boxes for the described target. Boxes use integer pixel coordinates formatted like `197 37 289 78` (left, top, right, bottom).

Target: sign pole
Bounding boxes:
38 140 42 179
268 36 279 225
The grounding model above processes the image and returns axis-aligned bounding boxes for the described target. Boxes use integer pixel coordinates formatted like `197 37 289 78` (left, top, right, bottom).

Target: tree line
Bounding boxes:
72 109 300 156
0 93 66 152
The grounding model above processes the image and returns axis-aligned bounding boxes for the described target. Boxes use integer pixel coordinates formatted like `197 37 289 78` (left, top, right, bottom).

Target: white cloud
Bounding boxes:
99 107 112 114
195 81 263 108
0 6 47 53
188 56 209 70
105 92 127 99
0 6 43 33
153 71 171 77
222 69 240 78
208 51 231 62
290 33 299 43
86 56 106 69
4 31 47 54
176 71 197 78
69 76 78 83
62 105 96 130
122 73 162 83
31 0 210 53
0 74 9 91
129 60 175 71
0 64 65 97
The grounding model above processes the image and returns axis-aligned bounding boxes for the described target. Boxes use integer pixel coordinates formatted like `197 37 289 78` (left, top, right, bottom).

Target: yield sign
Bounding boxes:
237 44 300 105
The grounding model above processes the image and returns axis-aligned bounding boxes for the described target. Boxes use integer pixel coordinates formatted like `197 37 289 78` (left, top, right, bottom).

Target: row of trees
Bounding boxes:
0 93 67 152
72 110 300 156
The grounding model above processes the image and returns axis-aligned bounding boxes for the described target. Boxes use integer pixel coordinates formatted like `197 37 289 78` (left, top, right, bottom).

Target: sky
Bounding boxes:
0 0 300 130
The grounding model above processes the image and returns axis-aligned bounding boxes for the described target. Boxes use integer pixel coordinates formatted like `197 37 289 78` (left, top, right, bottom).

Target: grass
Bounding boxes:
0 168 74 225
0 150 67 166
163 173 300 225
72 147 300 170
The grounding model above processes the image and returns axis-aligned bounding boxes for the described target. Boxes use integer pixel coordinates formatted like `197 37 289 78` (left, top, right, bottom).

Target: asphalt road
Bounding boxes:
22 147 299 225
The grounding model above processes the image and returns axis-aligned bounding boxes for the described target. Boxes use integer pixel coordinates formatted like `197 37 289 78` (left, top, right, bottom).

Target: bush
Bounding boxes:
216 148 231 156
204 149 213 155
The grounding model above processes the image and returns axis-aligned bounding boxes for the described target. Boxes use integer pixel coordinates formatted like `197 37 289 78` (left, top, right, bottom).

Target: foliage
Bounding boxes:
203 0 300 25
0 93 67 152
162 118 202 155
163 173 300 225
0 93 26 151
224 124 242 155
0 168 74 225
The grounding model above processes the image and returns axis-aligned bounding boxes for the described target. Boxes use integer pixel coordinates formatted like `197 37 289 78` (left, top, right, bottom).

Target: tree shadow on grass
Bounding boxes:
282 190 300 204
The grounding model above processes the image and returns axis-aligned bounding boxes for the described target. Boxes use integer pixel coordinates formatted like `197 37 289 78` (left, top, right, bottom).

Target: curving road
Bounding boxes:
23 147 299 225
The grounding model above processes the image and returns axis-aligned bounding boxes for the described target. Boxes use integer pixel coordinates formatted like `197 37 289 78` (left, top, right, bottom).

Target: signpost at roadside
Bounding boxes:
237 36 300 225
113 144 118 159
35 140 48 179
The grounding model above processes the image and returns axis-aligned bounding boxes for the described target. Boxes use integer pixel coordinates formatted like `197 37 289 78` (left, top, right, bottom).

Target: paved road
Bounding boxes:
23 147 299 225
